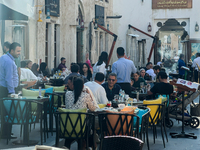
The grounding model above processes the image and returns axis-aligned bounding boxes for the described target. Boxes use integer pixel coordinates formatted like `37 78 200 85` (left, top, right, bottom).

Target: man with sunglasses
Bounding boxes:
102 73 121 101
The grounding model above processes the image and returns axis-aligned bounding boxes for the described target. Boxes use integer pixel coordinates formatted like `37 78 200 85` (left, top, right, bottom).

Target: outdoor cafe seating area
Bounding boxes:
1 73 200 150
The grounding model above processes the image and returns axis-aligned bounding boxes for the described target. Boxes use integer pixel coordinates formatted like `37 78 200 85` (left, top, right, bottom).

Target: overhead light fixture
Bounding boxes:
147 22 152 32
37 10 42 22
195 22 199 32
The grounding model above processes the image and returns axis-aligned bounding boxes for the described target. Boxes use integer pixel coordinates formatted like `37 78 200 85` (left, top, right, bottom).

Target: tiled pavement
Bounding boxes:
1 97 200 150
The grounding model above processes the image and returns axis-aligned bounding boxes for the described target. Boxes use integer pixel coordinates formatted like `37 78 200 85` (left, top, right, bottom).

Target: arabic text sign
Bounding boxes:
152 0 192 9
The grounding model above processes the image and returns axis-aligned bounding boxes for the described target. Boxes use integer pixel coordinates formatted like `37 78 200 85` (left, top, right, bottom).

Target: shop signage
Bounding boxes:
95 5 105 26
45 0 60 17
152 0 192 9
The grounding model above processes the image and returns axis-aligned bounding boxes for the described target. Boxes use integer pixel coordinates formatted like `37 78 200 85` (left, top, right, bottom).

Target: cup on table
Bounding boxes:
140 82 144 89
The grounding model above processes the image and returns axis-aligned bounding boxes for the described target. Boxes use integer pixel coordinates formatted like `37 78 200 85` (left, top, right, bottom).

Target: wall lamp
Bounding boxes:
36 5 51 22
195 22 199 32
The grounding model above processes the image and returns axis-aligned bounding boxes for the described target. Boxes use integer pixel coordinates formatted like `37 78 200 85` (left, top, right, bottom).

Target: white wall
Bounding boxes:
113 0 200 64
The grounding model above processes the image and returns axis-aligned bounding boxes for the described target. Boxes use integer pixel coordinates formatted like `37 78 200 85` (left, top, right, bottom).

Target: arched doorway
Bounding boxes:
76 6 84 63
155 19 189 73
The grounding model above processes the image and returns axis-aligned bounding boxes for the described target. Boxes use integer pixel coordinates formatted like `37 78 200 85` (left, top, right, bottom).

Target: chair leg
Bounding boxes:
163 121 168 142
153 125 156 144
20 125 23 137
161 124 165 148
30 124 31 132
146 128 150 150
78 139 83 150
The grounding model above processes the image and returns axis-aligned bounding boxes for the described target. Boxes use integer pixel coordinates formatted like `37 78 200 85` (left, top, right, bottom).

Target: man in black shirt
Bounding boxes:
102 73 121 101
148 71 173 96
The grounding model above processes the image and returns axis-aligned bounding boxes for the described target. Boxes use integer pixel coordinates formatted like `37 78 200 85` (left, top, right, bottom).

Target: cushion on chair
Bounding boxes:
3 100 37 124
58 108 87 137
133 108 149 131
45 85 65 91
45 85 65 105
22 88 45 111
143 98 162 124
105 109 135 135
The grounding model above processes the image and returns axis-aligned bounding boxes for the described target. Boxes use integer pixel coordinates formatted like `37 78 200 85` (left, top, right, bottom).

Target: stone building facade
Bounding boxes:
0 0 114 70
112 0 200 71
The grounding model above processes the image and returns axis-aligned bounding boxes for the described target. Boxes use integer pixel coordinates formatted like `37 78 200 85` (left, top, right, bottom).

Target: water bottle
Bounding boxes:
119 89 122 101
122 90 125 101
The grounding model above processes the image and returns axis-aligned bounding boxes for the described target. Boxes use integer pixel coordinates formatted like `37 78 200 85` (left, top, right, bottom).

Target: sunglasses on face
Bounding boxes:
108 79 115 82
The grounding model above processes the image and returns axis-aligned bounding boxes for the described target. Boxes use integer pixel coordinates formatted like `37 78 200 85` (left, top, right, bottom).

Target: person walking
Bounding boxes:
112 47 137 95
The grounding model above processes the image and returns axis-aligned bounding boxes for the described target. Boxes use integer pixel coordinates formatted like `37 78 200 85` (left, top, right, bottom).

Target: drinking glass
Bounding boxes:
140 82 144 89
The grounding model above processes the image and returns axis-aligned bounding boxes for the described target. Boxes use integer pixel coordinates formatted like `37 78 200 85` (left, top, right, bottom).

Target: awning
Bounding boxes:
0 0 35 20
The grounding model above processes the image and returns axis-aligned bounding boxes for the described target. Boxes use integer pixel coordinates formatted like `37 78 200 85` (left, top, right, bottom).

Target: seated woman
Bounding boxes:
65 77 98 111
131 72 147 89
80 63 92 81
140 68 151 80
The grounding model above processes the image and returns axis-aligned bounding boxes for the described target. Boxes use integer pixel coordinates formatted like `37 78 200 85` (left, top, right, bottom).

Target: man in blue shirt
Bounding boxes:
102 73 121 101
112 47 137 95
178 54 186 79
0 42 21 97
0 42 21 139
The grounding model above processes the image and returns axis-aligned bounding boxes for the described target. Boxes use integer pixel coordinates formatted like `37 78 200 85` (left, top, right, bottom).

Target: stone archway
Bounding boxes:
155 19 189 72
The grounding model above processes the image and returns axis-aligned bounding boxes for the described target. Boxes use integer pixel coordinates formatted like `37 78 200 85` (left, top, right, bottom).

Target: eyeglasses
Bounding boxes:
108 79 115 82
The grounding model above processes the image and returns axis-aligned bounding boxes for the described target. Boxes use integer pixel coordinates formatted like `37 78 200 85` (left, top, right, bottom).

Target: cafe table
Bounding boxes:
0 96 49 146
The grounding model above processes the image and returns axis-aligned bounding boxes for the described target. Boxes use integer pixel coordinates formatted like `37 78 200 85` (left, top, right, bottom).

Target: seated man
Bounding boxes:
153 65 161 83
85 72 108 104
146 62 156 81
147 71 173 97
20 61 38 81
58 57 67 71
64 64 88 84
102 73 121 101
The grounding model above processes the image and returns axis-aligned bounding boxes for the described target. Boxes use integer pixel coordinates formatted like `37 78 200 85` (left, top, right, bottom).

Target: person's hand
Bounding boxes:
131 80 134 86
147 84 151 91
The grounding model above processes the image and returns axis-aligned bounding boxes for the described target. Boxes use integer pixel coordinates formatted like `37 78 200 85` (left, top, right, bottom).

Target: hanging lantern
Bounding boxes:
147 22 152 32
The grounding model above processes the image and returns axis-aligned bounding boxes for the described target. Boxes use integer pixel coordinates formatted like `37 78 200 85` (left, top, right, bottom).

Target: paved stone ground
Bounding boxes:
1 97 200 150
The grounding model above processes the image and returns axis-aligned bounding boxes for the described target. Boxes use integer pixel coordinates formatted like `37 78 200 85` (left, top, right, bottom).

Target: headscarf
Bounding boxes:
31 63 39 76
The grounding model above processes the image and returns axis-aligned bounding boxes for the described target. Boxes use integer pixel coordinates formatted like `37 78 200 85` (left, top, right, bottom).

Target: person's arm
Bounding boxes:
5 62 15 94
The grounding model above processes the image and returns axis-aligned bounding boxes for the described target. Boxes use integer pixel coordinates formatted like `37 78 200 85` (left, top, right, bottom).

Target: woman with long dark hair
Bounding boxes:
31 63 39 76
39 62 50 77
65 77 98 111
80 63 92 81
92 51 108 80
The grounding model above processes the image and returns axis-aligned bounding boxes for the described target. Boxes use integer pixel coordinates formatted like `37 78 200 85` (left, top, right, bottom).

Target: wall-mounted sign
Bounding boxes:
152 0 192 9
95 5 104 26
45 0 60 17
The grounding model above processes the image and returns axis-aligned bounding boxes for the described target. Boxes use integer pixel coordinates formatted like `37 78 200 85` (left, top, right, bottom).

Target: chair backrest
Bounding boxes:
54 111 94 139
142 103 165 125
102 135 144 150
98 113 140 137
1 99 42 124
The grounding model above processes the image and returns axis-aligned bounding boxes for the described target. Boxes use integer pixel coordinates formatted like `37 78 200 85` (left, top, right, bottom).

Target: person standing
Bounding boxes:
192 53 200 82
92 51 108 80
0 42 21 139
178 54 186 79
112 47 137 95
0 42 21 97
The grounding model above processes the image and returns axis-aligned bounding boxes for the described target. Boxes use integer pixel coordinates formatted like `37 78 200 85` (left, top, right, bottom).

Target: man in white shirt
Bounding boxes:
192 53 200 82
85 72 108 104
